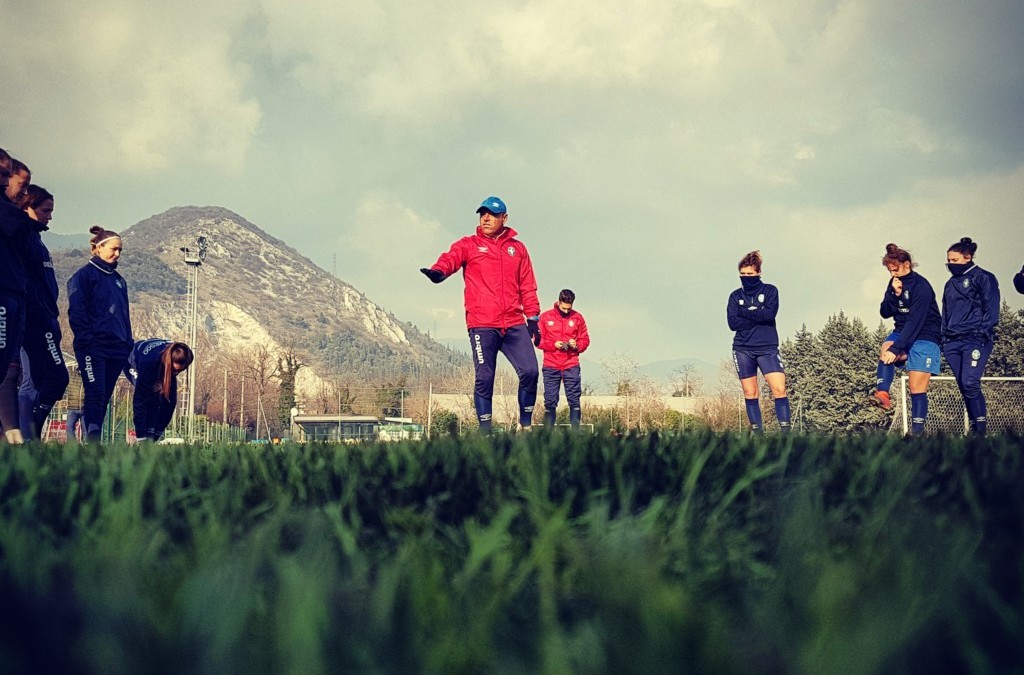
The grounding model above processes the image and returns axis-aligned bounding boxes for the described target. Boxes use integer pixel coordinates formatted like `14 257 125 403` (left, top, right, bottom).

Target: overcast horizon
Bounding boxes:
5 0 1023 369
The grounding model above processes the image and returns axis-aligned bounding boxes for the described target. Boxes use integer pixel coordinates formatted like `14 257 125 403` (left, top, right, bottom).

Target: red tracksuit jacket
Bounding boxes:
429 226 540 329
537 303 590 370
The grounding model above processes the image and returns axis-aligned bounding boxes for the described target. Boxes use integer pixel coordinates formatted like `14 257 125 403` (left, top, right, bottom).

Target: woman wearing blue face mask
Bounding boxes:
942 237 1000 435
727 250 790 434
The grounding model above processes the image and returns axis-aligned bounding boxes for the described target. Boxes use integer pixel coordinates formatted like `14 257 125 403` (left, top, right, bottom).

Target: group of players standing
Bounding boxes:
427 194 1023 437
4 170 1020 440
728 240 1024 435
1 146 194 444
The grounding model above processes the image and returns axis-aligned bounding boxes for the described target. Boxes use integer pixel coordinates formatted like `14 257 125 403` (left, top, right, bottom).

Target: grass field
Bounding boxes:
1 431 1022 674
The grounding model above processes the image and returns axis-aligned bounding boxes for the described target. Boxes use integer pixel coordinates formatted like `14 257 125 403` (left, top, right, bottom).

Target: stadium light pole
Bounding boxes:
180 236 208 443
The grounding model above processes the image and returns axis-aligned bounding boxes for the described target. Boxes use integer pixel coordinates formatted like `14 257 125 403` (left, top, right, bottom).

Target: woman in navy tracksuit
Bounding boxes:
16 185 70 438
727 250 791 433
67 226 132 442
942 237 1000 435
878 243 943 435
125 339 193 442
0 150 33 444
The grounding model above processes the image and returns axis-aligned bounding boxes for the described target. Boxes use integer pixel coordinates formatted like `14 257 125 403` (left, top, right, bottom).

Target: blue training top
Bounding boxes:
885 270 942 357
67 256 133 357
942 264 1000 344
21 221 61 320
727 280 780 350
0 198 31 296
125 339 172 389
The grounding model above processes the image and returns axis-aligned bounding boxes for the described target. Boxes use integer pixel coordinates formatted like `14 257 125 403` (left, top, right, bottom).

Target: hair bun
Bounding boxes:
886 243 899 254
89 225 104 235
960 237 973 245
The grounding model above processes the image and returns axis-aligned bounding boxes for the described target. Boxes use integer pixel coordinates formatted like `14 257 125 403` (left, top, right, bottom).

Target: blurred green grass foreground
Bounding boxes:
1 431 1022 675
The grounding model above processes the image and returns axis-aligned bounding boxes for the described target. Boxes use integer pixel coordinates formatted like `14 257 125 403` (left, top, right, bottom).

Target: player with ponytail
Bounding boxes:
67 225 132 441
125 339 194 441
942 237 1000 435
877 243 942 435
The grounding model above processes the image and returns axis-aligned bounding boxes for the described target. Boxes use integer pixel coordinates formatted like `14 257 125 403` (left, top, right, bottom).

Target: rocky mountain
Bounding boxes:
51 206 467 387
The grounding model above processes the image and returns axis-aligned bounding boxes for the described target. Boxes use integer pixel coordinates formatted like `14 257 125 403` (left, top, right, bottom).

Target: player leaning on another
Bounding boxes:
942 237 1000 436
726 251 791 434
420 196 541 432
878 243 943 435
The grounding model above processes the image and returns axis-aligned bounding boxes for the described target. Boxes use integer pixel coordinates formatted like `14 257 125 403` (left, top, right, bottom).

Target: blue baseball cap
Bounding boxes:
476 196 507 215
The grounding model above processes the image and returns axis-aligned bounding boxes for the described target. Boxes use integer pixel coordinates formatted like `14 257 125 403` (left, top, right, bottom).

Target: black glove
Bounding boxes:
420 268 446 284
527 319 541 346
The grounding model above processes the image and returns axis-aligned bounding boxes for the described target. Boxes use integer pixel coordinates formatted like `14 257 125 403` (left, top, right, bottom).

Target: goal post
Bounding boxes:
894 376 1024 436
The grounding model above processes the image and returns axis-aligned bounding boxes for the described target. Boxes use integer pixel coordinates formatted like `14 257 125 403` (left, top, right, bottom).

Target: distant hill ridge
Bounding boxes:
50 206 466 383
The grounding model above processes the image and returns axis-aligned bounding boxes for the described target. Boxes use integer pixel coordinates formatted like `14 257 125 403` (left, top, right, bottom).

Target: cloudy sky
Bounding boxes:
4 0 1023 368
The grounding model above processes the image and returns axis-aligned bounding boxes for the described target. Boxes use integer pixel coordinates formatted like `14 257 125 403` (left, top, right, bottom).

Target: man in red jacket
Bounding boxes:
537 289 590 428
421 196 541 431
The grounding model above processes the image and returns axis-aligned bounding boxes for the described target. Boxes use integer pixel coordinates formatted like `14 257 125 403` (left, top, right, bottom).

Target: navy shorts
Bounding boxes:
733 348 784 380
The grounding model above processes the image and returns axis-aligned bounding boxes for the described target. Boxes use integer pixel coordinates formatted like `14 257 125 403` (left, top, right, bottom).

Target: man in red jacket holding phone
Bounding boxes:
537 289 590 428
421 196 541 432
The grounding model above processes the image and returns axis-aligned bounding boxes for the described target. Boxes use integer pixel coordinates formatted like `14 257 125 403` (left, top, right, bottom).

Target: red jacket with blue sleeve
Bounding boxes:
428 226 540 329
537 304 590 370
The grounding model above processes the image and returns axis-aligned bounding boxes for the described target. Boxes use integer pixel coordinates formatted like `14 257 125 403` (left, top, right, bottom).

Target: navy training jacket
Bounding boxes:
125 339 171 389
0 198 31 296
727 280 780 350
879 278 911 333
942 264 1000 344
21 221 60 319
886 270 942 356
67 256 133 357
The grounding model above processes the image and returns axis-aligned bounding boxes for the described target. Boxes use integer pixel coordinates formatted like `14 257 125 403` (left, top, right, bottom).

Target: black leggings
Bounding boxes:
76 351 127 442
22 314 70 435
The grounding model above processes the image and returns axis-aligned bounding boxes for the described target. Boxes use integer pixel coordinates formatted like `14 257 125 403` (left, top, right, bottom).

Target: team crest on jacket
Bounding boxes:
116 280 123 288
903 290 910 300
972 349 981 360
569 320 575 327
507 246 515 256
963 279 970 288
758 294 765 303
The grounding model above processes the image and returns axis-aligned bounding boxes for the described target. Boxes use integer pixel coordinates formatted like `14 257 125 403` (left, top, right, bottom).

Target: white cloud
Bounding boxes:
1 2 261 172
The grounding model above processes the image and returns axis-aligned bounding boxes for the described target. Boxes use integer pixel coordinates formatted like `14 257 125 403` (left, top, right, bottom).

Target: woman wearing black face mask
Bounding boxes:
942 237 1000 435
726 250 790 434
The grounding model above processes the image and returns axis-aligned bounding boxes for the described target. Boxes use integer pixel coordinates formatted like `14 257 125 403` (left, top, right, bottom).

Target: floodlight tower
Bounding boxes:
180 236 208 442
